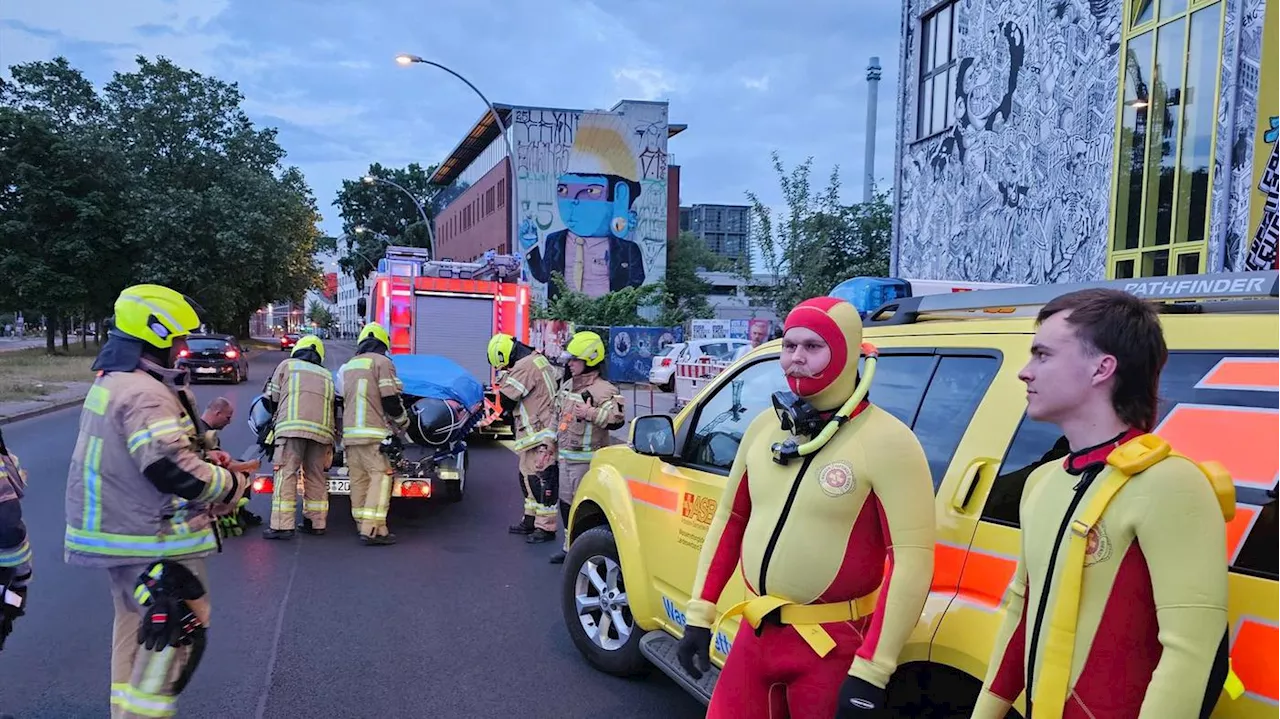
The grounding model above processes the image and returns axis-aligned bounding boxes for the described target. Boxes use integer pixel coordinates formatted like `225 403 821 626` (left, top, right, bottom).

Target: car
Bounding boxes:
177 334 250 383
279 333 301 351
648 339 752 392
557 271 1279 718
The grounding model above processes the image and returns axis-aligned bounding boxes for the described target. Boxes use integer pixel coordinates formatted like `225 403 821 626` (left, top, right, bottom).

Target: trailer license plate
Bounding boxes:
328 479 350 494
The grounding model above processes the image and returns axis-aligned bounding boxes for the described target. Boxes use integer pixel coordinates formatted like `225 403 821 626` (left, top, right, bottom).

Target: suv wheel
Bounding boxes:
561 526 648 677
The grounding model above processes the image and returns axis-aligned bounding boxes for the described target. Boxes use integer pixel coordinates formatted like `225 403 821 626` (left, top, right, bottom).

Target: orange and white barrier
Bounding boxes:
673 357 732 408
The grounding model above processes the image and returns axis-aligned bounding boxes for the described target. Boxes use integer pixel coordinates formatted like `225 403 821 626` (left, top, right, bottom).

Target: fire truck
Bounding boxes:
356 245 531 438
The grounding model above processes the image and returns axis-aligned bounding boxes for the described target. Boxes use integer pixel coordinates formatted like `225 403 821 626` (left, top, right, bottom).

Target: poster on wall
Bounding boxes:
513 105 670 306
607 326 678 384
690 319 729 339
530 319 574 359
1244 0 1278 271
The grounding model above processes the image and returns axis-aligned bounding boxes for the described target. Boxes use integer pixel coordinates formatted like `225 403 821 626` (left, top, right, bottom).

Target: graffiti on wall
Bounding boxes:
1216 0 1270 270
895 0 1122 283
514 104 669 305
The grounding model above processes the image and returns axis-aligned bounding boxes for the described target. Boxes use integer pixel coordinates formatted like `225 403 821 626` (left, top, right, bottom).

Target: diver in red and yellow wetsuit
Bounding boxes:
972 289 1232 719
676 296 936 718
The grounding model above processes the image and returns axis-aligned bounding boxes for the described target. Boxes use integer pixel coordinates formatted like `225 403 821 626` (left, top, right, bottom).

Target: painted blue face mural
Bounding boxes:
556 173 638 239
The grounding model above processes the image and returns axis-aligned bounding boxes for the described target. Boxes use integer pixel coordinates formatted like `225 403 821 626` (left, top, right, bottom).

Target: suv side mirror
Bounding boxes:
357 297 367 318
631 414 675 458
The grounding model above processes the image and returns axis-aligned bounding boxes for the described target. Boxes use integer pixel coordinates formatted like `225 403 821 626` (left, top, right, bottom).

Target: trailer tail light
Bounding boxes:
398 480 431 498
253 475 273 494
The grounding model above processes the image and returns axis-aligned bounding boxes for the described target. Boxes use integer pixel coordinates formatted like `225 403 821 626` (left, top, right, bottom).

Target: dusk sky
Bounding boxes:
1 0 902 249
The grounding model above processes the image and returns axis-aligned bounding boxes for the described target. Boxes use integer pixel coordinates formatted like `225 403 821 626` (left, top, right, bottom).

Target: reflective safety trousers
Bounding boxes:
554 373 624 463
499 352 558 453
686 405 936 690
64 370 239 568
0 447 31 577
339 353 404 446
267 358 336 444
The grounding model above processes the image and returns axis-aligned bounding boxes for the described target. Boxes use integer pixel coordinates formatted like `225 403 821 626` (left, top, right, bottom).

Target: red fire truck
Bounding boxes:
356 245 531 437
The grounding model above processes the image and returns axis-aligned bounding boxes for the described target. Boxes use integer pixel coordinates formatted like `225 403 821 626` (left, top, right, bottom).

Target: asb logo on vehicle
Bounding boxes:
662 596 733 656
682 492 717 525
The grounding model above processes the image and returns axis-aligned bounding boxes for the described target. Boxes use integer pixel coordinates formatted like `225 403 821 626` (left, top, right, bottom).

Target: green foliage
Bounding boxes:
0 55 324 345
745 151 892 318
307 302 336 329
332 162 469 289
534 273 665 327
657 230 724 326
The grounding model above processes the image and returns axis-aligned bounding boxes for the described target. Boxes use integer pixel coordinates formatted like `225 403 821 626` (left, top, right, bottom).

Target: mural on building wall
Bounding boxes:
1215 0 1268 270
514 105 669 304
1234 0 1276 271
895 0 1122 283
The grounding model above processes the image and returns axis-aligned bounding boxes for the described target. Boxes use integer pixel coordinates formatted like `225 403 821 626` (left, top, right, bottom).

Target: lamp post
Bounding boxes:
361 174 437 259
394 54 520 260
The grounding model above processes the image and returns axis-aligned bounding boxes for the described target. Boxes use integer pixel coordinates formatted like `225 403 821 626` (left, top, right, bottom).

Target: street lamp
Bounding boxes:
361 174 437 259
394 54 520 260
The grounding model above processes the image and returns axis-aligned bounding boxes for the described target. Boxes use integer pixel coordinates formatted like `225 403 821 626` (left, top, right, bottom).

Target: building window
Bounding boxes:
486 187 496 216
918 0 958 139
497 179 505 208
1108 0 1223 278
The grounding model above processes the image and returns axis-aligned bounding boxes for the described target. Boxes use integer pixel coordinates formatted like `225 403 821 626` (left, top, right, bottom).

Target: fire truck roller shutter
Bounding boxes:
412 294 497 385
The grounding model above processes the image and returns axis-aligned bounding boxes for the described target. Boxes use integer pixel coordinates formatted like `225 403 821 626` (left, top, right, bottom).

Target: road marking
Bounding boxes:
255 534 302 719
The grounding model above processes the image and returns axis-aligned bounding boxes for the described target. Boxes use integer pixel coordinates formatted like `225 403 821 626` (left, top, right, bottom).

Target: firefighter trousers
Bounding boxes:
107 558 209 719
522 463 559 532
346 443 392 538
557 459 590 551
271 437 331 531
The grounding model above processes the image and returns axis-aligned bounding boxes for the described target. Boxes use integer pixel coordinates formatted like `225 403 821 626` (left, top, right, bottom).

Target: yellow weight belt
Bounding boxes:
712 588 881 658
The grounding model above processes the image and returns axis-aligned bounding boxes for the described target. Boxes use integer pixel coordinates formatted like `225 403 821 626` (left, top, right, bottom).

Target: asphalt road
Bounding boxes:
2 341 704 719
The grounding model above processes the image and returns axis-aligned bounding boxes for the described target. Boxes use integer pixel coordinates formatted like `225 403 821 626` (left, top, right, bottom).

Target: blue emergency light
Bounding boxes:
829 277 912 317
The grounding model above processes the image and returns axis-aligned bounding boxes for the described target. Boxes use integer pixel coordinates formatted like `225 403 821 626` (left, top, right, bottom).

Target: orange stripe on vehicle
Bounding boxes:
1231 618 1279 703
954 546 1019 611
932 542 966 595
626 479 679 513
1226 505 1261 565
1155 404 1279 488
1197 357 1280 392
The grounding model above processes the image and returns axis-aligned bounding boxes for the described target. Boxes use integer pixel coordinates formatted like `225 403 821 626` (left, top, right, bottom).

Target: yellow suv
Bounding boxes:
557 272 1278 717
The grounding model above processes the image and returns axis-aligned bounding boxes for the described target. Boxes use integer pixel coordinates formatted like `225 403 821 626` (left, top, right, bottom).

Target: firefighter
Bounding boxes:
548 331 625 564
64 284 253 718
262 335 336 540
972 289 1234 719
0 426 30 654
675 296 936 718
338 322 408 546
195 397 263 536
487 333 560 542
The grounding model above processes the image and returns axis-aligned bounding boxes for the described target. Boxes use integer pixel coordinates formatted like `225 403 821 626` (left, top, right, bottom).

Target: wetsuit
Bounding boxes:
973 428 1231 719
683 296 936 718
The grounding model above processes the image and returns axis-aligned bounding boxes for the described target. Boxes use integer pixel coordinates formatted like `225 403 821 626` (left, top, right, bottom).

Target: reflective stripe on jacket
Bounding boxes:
64 371 235 568
339 353 404 446
500 353 559 452
267 358 335 444
555 373 624 463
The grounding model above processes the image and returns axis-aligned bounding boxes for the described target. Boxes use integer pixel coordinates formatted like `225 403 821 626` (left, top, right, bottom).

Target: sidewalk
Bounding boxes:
0 381 92 425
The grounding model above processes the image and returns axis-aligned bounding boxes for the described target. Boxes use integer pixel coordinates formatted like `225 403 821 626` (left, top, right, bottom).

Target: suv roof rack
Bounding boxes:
864 270 1279 326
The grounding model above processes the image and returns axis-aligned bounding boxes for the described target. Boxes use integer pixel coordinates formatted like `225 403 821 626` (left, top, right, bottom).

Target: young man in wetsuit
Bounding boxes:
676 296 936 718
972 289 1231 719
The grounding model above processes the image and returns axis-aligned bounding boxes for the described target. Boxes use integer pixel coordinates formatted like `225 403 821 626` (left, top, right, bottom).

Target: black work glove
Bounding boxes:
138 594 202 651
676 625 712 679
835 675 886 718
0 579 27 652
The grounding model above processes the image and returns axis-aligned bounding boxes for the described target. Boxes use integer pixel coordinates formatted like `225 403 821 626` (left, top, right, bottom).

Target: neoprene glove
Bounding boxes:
834 676 886 718
676 625 712 679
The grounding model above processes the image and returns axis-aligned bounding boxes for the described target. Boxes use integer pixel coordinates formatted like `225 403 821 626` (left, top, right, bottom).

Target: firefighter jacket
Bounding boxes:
498 352 558 454
685 403 936 690
973 430 1230 719
0 446 31 582
555 371 624 463
64 370 249 569
266 357 336 444
339 352 407 446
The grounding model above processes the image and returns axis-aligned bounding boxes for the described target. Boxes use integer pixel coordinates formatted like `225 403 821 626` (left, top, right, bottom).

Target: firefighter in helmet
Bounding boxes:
262 335 336 539
487 333 559 542
338 322 408 545
0 426 30 654
65 284 254 718
549 331 625 564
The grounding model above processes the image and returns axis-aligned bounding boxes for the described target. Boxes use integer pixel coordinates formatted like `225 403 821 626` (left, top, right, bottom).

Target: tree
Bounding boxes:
332 162 469 289
657 231 724 325
746 152 892 318
307 301 335 329
535 274 665 327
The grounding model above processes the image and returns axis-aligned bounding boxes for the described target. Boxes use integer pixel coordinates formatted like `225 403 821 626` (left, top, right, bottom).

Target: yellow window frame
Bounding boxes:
1105 0 1227 279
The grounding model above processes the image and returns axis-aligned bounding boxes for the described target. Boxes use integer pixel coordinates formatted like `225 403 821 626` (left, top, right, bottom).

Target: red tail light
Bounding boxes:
225 349 238 359
661 358 672 366
252 476 273 494
178 349 189 358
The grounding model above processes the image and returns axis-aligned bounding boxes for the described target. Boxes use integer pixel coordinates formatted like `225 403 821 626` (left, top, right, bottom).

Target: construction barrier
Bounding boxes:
673 357 732 410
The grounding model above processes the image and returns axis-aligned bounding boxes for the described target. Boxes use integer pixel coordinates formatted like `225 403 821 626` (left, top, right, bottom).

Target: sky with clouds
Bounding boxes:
0 0 903 251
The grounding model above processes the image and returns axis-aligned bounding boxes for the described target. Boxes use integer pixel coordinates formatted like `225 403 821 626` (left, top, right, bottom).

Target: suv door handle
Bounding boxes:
951 458 993 511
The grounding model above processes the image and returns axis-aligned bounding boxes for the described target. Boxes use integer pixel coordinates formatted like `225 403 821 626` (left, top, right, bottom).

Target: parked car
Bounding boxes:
178 334 250 383
560 272 1278 717
648 339 751 391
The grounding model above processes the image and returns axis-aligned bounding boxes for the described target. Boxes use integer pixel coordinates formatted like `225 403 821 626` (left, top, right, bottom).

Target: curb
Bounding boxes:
0 393 88 426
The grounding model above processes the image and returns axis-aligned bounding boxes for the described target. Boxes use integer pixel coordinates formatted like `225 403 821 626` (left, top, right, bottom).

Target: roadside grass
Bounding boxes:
0 345 97 402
